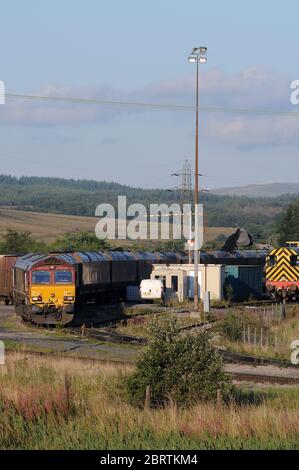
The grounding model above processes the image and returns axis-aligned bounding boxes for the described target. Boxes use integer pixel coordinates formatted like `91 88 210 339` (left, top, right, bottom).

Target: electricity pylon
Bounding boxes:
172 159 193 261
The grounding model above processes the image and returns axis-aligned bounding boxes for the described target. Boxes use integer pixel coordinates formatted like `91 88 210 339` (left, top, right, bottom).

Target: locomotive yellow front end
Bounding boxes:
266 246 299 299
29 265 76 323
14 254 76 325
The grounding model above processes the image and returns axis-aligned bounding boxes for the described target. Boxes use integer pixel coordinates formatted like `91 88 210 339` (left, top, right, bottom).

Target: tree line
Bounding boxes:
277 197 299 244
0 174 298 242
0 230 186 255
0 230 109 255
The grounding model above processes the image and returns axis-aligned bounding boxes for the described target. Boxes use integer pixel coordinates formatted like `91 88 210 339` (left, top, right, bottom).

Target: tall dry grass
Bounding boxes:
218 305 299 360
1 352 299 449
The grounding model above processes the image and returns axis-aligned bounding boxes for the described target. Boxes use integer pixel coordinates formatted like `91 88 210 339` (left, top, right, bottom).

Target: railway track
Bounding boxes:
83 329 299 372
76 298 286 322
68 318 215 346
221 299 282 308
219 349 299 368
82 328 147 345
18 297 292 332
5 349 299 386
70 323 299 376
228 370 299 385
19 302 297 371
10 300 299 386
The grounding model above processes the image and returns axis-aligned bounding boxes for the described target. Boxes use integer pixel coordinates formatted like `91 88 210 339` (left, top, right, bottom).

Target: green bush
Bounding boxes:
126 315 231 408
223 283 234 302
218 313 244 341
48 231 110 252
0 230 47 254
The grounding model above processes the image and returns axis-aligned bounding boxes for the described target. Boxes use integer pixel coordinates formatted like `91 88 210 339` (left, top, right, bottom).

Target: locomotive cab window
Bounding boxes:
54 271 73 284
290 255 299 266
268 255 276 267
32 271 51 285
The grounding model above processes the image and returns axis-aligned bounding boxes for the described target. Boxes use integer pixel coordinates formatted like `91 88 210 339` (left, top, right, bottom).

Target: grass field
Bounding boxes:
1 353 299 450
0 207 234 245
0 207 100 243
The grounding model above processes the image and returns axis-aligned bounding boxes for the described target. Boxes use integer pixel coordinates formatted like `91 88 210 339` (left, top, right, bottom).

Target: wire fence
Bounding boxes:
241 303 294 350
244 303 287 325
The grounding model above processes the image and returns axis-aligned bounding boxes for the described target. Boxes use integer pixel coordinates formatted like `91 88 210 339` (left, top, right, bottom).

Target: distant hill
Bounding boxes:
0 175 298 241
211 183 299 198
0 208 234 246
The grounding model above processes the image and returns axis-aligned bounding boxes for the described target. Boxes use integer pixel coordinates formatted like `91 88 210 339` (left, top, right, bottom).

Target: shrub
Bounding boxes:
223 282 234 302
49 231 110 252
218 313 244 341
126 315 231 408
0 230 47 254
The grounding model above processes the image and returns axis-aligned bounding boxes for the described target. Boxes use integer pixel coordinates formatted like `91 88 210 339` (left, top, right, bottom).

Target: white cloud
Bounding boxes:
145 66 299 148
204 114 299 148
0 67 298 148
0 83 122 126
146 66 290 107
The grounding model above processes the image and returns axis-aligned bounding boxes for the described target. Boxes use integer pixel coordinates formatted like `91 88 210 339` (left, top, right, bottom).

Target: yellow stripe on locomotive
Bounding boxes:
266 245 299 298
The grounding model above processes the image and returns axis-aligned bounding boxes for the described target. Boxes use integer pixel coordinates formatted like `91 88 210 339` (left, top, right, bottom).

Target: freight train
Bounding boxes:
266 242 299 299
12 251 188 325
0 255 19 305
0 249 268 326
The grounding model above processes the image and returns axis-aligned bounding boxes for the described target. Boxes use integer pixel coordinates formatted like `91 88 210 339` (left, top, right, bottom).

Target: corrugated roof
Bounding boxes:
14 249 267 272
14 253 77 271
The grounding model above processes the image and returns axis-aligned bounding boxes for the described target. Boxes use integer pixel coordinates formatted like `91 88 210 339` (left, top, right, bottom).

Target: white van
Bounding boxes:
140 279 164 301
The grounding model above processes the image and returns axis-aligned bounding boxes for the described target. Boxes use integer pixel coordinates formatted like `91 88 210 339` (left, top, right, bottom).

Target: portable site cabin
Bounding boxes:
151 264 225 302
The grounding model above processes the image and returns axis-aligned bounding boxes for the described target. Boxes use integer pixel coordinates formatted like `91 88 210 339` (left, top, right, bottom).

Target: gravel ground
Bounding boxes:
0 304 140 361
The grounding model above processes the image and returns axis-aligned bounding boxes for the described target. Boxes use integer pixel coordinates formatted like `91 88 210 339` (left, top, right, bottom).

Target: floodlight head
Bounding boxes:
188 56 197 63
199 47 207 55
199 56 207 64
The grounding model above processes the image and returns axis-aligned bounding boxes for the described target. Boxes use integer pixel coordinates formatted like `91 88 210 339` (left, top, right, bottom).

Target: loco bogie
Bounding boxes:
266 282 299 300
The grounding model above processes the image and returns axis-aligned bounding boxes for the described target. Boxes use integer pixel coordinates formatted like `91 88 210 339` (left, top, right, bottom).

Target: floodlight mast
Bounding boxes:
188 46 207 313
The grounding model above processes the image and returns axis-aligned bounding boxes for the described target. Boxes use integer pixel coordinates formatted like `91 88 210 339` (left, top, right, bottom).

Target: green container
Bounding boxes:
224 265 264 301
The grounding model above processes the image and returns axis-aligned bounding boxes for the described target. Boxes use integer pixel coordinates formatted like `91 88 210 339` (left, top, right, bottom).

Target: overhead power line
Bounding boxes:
3 92 299 118
5 93 193 112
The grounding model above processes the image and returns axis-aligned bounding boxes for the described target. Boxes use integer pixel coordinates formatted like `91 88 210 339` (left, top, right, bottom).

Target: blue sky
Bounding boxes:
0 0 299 189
